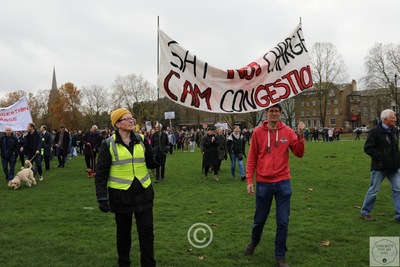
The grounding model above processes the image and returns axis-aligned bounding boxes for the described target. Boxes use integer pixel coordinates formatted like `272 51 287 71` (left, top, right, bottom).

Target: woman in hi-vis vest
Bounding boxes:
95 108 157 267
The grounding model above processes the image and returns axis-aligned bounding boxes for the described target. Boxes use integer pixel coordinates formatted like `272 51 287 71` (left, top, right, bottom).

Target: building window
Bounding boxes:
312 100 316 106
330 118 336 125
334 99 339 104
350 96 354 102
334 108 339 115
313 119 317 128
301 101 304 107
301 111 305 117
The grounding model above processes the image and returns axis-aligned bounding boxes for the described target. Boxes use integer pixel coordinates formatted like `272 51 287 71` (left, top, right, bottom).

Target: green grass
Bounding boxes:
0 138 398 267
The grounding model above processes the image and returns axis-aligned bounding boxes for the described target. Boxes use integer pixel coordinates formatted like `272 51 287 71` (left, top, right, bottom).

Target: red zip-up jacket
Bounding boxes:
246 120 305 184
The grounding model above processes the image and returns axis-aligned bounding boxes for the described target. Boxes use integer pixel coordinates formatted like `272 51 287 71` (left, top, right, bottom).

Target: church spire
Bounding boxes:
52 66 58 90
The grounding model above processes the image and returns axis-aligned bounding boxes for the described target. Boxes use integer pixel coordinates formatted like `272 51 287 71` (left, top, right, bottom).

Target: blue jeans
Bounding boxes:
361 170 400 220
251 180 292 259
2 155 16 180
230 152 244 178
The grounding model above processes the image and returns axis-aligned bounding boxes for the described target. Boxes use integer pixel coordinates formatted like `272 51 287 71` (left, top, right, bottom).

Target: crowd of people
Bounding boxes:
3 105 400 267
0 123 110 182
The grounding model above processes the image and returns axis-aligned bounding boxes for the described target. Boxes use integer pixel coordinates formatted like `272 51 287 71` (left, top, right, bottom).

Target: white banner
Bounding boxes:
164 111 175 119
158 23 313 113
0 96 33 132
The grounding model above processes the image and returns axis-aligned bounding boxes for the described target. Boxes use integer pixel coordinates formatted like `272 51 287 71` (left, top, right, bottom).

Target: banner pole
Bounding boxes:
157 16 160 124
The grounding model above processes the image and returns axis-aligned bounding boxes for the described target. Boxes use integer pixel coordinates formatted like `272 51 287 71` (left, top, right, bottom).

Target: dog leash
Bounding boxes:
28 154 37 162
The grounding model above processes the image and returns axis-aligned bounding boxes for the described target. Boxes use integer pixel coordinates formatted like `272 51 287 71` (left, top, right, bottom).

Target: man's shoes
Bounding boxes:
276 259 290 267
241 176 246 181
360 214 375 221
244 242 255 256
395 218 400 224
39 175 43 181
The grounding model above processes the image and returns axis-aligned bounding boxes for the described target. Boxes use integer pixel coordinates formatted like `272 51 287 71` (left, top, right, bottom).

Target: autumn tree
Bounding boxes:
49 82 82 130
0 90 26 107
310 42 348 127
363 43 400 113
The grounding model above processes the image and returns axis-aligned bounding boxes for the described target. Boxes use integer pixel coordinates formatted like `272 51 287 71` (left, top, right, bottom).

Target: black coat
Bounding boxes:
95 131 155 213
202 134 220 166
83 131 103 156
41 131 52 156
54 130 70 156
25 130 42 159
0 134 18 160
364 122 400 171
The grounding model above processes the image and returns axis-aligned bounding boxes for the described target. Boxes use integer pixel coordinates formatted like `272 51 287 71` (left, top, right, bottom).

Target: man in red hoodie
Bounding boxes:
244 103 305 267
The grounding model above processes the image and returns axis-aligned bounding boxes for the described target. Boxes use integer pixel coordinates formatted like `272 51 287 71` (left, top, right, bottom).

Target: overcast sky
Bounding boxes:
1 0 399 100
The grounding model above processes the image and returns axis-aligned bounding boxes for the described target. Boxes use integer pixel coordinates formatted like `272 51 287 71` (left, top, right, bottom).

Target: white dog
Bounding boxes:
8 160 37 190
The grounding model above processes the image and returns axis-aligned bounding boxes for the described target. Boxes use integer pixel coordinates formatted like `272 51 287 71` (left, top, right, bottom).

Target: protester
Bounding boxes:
40 125 52 171
1 127 18 181
244 103 305 267
167 129 176 155
227 126 246 180
54 125 70 168
21 123 43 180
150 123 169 183
201 125 220 181
360 109 400 223
83 125 103 175
215 128 227 172
95 108 156 267
16 131 26 167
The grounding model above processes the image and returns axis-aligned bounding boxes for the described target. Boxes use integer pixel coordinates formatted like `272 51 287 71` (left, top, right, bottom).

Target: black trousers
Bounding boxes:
85 153 97 169
43 155 51 171
115 209 155 267
155 162 165 180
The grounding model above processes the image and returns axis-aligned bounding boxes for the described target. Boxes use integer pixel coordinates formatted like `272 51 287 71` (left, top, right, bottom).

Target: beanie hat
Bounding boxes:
110 108 131 126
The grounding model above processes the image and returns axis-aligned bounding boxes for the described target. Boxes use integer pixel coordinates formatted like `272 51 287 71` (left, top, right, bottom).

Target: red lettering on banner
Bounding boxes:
227 62 262 80
163 70 213 110
220 65 313 112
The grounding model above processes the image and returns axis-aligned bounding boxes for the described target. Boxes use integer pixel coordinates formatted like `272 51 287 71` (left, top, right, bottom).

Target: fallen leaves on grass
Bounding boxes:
378 213 385 216
354 205 361 209
320 240 330 246
206 210 213 214
198 255 206 260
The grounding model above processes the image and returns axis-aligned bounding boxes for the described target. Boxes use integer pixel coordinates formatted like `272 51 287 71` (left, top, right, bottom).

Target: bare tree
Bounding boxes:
363 43 400 112
112 74 157 112
281 98 296 128
81 85 110 126
310 42 348 127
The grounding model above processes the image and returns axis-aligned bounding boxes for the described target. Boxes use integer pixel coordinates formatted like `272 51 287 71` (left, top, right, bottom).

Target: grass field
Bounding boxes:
1 134 399 267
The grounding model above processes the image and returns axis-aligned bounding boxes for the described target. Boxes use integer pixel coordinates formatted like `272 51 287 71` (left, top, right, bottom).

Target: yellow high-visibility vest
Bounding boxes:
107 134 151 189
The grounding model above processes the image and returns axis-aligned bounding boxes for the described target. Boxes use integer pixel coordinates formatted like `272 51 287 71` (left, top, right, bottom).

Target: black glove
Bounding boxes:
98 200 109 213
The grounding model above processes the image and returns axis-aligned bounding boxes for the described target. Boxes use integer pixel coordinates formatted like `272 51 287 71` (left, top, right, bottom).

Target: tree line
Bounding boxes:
1 42 399 131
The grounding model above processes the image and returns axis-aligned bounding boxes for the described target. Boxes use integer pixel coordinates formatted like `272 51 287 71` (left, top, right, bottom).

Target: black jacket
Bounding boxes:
364 122 400 171
95 131 156 213
0 134 18 159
